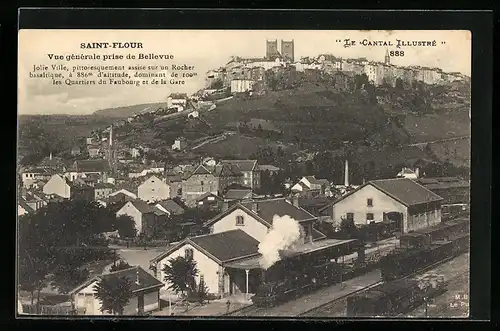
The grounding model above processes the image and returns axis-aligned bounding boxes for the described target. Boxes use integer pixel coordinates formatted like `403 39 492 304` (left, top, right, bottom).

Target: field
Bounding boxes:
427 137 471 168
404 111 470 143
194 134 290 159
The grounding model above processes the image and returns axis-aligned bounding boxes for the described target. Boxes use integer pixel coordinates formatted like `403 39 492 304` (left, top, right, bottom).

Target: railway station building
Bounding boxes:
150 197 361 301
320 178 444 234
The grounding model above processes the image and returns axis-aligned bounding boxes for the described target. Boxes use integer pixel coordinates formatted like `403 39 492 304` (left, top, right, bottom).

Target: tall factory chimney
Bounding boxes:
344 159 349 187
108 125 116 175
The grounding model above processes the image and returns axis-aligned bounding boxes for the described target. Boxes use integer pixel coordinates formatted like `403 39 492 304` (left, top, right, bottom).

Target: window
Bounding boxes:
236 215 245 226
367 198 373 207
367 213 374 221
185 248 194 260
200 181 204 186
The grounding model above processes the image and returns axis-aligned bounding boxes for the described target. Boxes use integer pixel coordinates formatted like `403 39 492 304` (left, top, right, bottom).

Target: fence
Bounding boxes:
21 303 75 315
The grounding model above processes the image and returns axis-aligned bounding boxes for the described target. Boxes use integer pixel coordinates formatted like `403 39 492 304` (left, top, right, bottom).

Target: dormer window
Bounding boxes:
236 215 245 226
185 248 194 260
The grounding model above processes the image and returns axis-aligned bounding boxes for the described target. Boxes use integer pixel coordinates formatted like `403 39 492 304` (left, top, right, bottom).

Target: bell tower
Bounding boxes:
385 49 391 65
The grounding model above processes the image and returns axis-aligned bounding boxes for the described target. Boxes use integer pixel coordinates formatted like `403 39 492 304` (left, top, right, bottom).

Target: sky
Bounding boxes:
18 30 471 115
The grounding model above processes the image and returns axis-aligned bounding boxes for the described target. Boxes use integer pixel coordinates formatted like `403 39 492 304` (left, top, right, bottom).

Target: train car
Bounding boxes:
450 233 470 255
347 277 447 317
252 260 342 307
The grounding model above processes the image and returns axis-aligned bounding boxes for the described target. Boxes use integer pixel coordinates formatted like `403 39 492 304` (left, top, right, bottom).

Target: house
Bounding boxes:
224 189 256 202
18 197 35 217
172 137 188 152
397 167 420 179
130 148 141 159
19 189 48 212
218 160 260 190
291 176 331 197
65 159 109 182
319 178 444 233
86 137 94 145
165 174 183 197
195 193 224 211
70 266 163 315
154 199 185 217
94 183 114 200
71 146 81 156
87 145 101 158
416 177 470 205
21 168 53 188
166 93 188 111
181 164 221 206
150 229 260 297
137 175 171 203
205 197 326 244
116 200 158 236
109 188 138 200
230 79 254 93
43 174 72 199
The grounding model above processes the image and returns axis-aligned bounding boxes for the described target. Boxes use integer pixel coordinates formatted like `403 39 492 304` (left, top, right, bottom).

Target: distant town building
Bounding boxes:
172 137 188 151
396 167 420 179
137 175 171 203
166 93 188 111
230 79 254 93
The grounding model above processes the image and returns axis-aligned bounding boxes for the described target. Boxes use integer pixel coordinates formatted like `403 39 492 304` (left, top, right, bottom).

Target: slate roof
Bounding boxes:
370 178 443 206
224 189 254 200
18 198 35 214
416 177 470 190
156 199 185 215
190 164 213 176
189 229 260 262
219 160 258 172
195 192 223 202
257 165 281 172
72 159 109 173
70 266 163 295
129 200 156 214
304 176 329 186
240 198 317 224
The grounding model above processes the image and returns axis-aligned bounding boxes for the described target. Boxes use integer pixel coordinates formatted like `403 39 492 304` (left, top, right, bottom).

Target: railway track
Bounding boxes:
298 253 467 317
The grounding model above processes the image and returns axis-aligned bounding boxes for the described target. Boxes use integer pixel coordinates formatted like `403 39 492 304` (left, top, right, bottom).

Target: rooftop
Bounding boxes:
71 266 163 295
156 199 185 215
219 160 258 172
224 189 254 200
369 178 443 206
71 159 109 173
240 198 317 224
416 177 470 190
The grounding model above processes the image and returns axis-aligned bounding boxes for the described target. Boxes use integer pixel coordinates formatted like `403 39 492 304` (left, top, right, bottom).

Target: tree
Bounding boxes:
116 215 137 238
110 260 132 273
93 275 133 315
50 263 90 294
340 216 358 239
162 256 198 296
197 277 209 304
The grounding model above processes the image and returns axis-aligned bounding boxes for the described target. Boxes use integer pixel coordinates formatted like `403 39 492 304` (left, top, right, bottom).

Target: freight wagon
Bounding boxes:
346 276 446 317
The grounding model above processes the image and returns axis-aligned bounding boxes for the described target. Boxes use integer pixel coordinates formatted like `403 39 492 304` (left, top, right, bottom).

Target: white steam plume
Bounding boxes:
258 215 305 270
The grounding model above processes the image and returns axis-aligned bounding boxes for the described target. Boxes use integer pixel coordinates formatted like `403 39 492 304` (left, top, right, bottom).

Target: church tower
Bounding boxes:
281 39 295 62
266 40 279 60
385 49 391 65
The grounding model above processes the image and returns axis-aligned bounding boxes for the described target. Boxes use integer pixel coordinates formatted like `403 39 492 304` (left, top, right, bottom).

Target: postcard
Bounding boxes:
17 28 471 319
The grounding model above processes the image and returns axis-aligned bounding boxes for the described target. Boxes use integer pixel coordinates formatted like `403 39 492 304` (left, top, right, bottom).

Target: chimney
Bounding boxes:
135 267 140 285
109 125 113 147
292 194 299 208
222 201 229 211
415 167 420 178
49 152 53 160
251 201 259 212
344 159 349 187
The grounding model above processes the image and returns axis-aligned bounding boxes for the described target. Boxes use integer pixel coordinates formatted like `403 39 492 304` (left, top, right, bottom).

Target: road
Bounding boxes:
407 135 470 147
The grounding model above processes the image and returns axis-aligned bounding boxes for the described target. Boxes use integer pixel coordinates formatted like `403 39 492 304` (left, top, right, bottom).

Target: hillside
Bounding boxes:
92 102 166 118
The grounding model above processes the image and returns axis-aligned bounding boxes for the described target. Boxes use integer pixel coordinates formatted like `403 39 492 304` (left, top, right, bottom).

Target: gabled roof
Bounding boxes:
168 93 188 99
195 192 223 202
150 229 260 265
219 160 258 172
304 176 329 186
71 159 109 173
205 198 317 228
190 164 214 176
319 178 443 212
224 189 254 200
127 200 156 214
156 199 185 215
18 198 35 214
70 266 163 295
257 165 281 172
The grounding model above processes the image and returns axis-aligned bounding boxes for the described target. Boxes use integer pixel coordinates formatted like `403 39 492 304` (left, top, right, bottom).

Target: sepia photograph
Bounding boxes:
17 28 471 319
